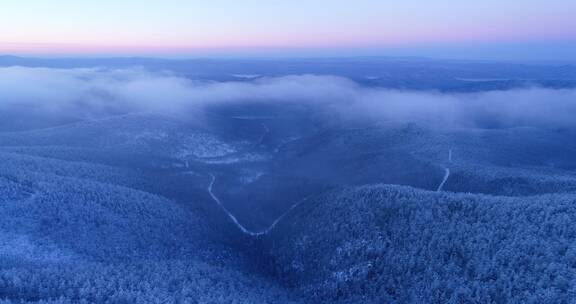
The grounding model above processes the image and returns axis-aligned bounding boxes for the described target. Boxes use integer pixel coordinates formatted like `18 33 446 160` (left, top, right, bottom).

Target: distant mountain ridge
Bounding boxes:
3 55 575 92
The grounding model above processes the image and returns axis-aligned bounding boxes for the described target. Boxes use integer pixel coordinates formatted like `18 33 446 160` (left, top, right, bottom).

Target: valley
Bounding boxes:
1 104 575 303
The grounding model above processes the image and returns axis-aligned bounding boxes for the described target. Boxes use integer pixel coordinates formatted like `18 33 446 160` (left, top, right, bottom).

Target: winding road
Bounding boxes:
207 173 308 237
436 168 450 192
436 149 453 192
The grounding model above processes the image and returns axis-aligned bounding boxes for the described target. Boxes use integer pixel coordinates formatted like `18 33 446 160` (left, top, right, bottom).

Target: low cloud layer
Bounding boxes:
1 66 575 130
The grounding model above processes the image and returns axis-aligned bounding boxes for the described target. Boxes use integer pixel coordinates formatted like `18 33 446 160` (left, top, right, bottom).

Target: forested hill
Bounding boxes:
267 184 576 303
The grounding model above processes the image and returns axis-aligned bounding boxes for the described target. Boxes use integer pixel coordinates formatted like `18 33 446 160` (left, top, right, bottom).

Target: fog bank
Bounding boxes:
1 67 575 129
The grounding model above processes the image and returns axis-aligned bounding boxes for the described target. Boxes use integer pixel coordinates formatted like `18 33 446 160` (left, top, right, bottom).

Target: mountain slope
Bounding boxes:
267 185 576 303
0 148 302 303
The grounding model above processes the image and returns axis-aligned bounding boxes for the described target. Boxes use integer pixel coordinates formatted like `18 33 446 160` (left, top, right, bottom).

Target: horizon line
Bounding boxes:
1 54 576 65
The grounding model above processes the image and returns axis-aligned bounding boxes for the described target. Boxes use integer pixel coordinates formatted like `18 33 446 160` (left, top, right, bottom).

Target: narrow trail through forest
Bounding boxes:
207 173 308 237
437 149 452 192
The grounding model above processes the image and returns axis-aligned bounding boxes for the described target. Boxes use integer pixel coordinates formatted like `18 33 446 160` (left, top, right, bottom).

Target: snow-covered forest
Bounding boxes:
1 58 576 303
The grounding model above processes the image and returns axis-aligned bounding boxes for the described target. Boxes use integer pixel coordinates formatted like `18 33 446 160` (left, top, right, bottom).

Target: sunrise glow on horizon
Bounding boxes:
2 0 576 60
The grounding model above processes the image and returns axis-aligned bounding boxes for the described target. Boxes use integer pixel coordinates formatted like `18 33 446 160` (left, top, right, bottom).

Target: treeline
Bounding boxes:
446 163 576 196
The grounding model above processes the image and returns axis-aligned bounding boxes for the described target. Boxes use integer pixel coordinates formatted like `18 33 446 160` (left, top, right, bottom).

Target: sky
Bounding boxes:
1 0 576 60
